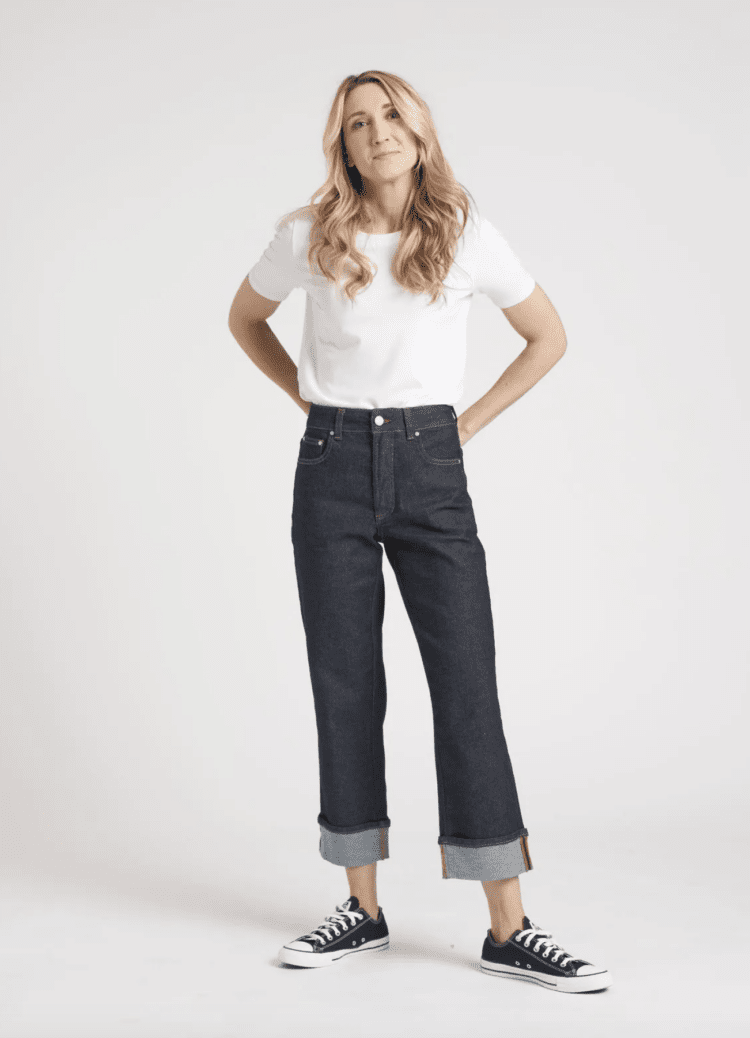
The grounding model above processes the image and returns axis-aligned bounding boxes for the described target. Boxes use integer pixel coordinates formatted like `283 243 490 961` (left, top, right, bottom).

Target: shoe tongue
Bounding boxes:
299 896 360 947
521 917 586 967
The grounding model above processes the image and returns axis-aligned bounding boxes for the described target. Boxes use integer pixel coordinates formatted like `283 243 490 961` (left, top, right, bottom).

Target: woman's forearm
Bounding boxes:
459 339 566 442
229 319 310 414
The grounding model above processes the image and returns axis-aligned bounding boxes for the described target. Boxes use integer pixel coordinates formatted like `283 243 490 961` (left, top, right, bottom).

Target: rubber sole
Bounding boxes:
279 935 390 968
480 960 613 992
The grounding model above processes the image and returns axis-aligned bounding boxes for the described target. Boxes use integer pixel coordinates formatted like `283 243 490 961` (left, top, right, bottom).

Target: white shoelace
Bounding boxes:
515 920 577 968
302 904 364 946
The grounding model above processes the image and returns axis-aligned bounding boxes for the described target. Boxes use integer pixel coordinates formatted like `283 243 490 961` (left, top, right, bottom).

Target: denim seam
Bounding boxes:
439 826 529 847
370 556 380 819
319 817 390 835
413 419 455 430
386 551 448 841
383 438 448 834
307 418 455 435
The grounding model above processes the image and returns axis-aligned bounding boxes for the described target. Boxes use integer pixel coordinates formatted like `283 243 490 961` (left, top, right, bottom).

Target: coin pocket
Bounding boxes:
298 432 334 465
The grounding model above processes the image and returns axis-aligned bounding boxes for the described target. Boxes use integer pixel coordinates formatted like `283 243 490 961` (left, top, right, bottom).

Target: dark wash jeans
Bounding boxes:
291 402 532 881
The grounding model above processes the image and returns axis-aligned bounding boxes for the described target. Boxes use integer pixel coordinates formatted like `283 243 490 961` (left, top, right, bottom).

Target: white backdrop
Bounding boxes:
1 2 748 1037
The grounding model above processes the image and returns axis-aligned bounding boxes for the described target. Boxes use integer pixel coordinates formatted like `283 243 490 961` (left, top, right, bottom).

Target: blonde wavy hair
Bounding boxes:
277 70 480 307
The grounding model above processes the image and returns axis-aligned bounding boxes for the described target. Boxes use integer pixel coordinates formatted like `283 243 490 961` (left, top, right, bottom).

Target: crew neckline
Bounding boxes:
357 228 402 241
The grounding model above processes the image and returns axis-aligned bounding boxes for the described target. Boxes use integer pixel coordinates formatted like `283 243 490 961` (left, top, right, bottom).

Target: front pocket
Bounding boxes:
297 431 334 465
416 423 463 465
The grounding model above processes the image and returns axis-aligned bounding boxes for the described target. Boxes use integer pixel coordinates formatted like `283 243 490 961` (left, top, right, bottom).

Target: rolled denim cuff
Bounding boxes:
318 816 391 867
439 829 532 880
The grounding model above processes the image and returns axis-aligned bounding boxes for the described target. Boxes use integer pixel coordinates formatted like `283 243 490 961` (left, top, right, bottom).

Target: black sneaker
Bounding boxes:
480 915 613 993
278 895 390 968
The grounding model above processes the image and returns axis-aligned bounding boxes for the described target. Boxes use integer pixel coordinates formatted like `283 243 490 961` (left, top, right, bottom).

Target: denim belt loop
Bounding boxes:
403 407 418 441
334 407 345 440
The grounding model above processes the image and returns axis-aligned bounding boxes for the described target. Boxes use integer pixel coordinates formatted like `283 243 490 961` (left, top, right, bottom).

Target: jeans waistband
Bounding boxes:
305 403 457 440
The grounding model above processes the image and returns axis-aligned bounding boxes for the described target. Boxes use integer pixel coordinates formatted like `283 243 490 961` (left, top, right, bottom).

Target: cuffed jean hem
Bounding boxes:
318 818 391 867
439 830 533 880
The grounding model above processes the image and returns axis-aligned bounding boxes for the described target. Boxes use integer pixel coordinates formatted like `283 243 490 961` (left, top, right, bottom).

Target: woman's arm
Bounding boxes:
228 279 310 414
458 284 567 444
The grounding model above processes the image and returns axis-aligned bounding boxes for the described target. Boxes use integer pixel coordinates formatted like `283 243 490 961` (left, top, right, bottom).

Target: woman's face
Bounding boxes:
342 82 419 188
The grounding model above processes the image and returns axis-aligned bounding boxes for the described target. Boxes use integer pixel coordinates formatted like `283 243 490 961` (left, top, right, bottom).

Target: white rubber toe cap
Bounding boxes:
285 940 316 953
576 964 607 976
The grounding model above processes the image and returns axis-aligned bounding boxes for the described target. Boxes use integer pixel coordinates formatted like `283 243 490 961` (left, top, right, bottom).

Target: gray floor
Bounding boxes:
1 820 747 1038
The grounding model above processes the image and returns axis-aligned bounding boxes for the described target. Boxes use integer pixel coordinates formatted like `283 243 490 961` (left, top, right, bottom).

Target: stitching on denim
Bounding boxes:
417 438 462 465
440 826 529 847
385 549 449 840
370 561 383 821
521 834 533 870
320 817 391 835
297 435 334 465
415 423 462 464
415 419 454 430
441 837 529 880
406 418 455 440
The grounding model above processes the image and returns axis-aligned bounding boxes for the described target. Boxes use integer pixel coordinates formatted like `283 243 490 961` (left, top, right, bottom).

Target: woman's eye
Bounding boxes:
353 111 399 129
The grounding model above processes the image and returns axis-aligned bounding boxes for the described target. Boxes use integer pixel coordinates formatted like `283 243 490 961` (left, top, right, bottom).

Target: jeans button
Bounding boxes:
374 415 384 425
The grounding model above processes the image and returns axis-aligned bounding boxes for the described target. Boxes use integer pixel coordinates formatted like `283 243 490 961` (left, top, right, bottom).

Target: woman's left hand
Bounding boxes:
457 421 472 448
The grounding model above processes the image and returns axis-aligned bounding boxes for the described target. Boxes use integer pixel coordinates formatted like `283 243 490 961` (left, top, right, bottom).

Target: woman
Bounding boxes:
228 70 612 993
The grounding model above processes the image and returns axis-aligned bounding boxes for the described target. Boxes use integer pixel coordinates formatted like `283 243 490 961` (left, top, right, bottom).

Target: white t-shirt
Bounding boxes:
246 205 535 408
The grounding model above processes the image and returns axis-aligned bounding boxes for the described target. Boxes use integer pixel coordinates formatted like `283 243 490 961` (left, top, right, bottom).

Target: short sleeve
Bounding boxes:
473 217 535 309
246 219 301 302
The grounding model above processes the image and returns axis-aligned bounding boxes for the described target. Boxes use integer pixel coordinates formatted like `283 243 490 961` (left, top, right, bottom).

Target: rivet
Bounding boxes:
415 431 420 436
